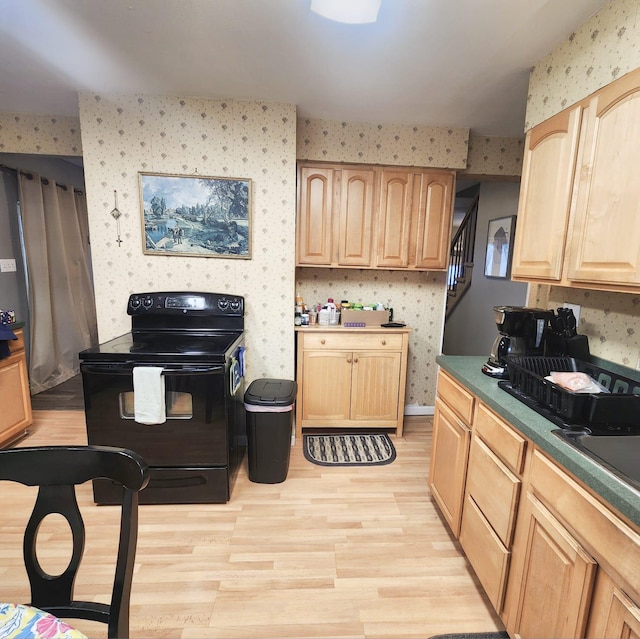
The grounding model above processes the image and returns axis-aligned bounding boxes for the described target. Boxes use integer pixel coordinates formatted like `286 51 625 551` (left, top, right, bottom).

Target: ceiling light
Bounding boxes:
310 0 382 24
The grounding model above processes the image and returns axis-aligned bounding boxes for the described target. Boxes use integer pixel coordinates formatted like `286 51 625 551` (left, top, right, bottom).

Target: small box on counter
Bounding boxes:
0 310 16 325
341 309 389 327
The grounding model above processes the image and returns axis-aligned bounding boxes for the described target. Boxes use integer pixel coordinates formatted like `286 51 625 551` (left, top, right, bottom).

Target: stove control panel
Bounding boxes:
127 292 244 316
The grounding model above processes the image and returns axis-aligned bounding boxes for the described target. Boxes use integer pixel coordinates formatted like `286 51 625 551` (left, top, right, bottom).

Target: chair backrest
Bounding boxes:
0 445 150 638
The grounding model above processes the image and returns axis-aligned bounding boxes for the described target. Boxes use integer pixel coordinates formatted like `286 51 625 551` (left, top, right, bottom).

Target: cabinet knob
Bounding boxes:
346 357 352 363
381 339 387 345
353 357 358 363
321 339 326 345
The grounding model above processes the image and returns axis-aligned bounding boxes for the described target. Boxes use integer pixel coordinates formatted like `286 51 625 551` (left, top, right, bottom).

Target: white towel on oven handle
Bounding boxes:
133 366 166 424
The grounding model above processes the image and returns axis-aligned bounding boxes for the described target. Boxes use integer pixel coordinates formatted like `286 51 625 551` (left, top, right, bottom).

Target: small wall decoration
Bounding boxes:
484 215 516 279
139 172 252 258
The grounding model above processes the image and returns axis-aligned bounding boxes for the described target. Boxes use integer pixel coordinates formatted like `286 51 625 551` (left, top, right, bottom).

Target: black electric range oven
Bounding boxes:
79 292 246 505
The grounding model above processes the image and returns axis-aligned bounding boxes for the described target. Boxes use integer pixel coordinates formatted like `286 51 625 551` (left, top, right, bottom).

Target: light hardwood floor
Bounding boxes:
0 411 504 638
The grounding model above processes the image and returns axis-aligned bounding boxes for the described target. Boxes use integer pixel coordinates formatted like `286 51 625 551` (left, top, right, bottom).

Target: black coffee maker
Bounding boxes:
482 306 554 379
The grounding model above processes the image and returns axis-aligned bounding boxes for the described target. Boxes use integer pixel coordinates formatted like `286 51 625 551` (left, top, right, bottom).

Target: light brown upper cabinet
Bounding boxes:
568 70 640 286
376 169 413 268
511 106 582 280
297 162 455 271
512 67 640 293
297 165 336 265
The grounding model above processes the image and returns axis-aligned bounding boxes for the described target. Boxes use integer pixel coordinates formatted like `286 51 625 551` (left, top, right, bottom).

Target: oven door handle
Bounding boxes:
81 364 224 375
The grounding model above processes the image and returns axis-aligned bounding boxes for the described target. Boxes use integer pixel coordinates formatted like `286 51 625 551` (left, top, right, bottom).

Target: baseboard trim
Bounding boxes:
404 405 434 416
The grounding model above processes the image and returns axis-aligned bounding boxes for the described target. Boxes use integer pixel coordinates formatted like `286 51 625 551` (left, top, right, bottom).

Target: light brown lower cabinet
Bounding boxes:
587 571 640 638
430 368 640 639
0 327 32 447
429 397 471 536
295 328 410 438
503 450 640 639
505 492 597 638
459 436 521 612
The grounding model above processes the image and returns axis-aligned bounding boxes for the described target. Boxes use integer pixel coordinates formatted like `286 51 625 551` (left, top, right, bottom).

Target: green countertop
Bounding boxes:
436 355 640 529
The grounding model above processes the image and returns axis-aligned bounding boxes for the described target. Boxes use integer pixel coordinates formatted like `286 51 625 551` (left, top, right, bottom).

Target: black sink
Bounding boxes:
552 430 640 492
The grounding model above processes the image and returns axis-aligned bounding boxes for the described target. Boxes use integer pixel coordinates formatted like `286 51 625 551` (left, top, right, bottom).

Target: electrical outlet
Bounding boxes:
562 301 581 324
0 259 17 273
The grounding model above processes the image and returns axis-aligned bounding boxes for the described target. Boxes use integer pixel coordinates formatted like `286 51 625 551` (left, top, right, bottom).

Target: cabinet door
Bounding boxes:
301 350 352 421
428 397 471 537
297 165 334 265
412 171 455 270
511 106 582 280
376 170 413 268
568 69 640 285
507 492 596 639
0 350 32 447
338 168 375 267
588 570 640 639
350 350 401 421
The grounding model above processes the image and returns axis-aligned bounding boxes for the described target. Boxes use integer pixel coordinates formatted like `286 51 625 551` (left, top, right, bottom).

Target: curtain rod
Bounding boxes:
0 163 85 196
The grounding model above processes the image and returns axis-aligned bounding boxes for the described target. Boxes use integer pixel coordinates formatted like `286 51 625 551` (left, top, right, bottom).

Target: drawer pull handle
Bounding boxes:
381 339 387 345
321 339 326 345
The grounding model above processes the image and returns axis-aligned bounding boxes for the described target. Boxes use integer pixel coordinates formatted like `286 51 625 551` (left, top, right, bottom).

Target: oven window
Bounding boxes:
119 391 193 420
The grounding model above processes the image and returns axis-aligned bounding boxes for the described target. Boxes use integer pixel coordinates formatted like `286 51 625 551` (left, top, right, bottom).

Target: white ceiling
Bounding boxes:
0 0 608 137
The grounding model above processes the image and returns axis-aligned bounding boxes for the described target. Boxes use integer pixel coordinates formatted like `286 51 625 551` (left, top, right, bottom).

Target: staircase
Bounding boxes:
446 192 479 318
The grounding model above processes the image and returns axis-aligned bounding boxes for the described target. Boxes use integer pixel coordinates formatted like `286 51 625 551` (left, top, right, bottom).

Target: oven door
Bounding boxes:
81 361 230 467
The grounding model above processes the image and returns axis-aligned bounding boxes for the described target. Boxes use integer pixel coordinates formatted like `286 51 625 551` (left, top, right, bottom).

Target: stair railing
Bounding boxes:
446 193 479 317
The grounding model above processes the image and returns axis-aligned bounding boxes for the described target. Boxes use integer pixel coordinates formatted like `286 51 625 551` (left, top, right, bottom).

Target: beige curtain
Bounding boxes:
19 172 97 394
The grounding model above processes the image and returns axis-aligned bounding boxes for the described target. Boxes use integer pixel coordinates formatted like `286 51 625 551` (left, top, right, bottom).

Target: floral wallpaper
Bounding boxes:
77 93 297 383
297 117 469 169
296 269 447 409
525 0 640 369
0 112 82 155
0 103 525 410
462 135 524 177
526 0 640 131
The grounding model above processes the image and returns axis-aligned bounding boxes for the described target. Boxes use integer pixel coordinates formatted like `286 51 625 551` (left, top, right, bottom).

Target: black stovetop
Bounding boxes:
79 331 243 363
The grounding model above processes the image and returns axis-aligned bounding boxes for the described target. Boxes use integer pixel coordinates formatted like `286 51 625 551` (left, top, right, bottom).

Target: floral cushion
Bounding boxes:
0 603 87 639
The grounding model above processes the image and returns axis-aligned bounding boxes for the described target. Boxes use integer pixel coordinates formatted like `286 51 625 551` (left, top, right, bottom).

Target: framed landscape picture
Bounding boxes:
484 215 516 278
139 172 252 258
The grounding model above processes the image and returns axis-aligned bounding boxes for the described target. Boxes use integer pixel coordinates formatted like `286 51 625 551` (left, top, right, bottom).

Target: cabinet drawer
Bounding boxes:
8 328 25 354
437 369 474 424
474 402 526 474
302 332 403 351
460 494 510 612
465 435 521 547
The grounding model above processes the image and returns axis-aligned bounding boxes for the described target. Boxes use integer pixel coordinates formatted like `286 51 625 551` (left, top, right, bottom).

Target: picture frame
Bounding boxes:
139 172 252 258
484 215 516 279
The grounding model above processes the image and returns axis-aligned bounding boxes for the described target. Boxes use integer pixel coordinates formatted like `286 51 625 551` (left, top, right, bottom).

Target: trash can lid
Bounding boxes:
244 378 298 406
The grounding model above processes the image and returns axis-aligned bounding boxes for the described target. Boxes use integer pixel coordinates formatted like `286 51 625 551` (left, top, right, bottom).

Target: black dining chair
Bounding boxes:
0 445 150 638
